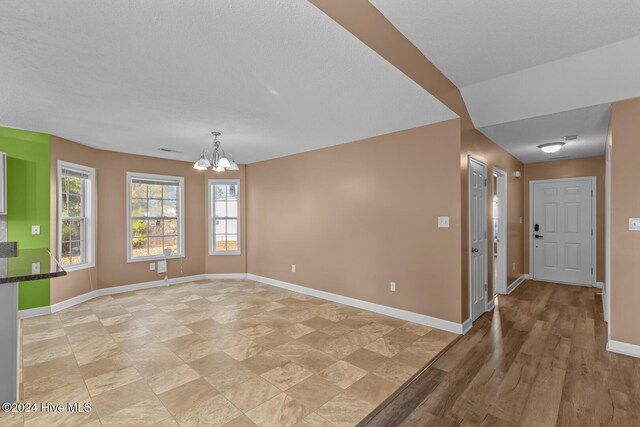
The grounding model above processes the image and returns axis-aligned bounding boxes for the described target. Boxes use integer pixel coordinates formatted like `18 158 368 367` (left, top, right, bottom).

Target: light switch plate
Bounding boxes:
32 262 40 275
629 218 640 231
291 264 296 273
438 216 450 228
390 282 396 292
31 225 40 235
149 263 155 271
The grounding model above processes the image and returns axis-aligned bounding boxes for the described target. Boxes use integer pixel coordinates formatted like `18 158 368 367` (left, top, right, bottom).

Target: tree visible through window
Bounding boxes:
128 174 184 260
210 180 239 254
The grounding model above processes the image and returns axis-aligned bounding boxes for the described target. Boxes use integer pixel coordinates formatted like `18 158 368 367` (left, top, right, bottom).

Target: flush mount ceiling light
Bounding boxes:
193 131 239 172
537 142 566 154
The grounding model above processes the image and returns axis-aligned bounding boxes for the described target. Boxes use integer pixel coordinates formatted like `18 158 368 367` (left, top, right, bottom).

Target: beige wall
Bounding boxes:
93 146 206 290
609 97 640 346
46 1 526 326
523 157 606 282
310 0 525 322
50 136 244 303
247 121 463 323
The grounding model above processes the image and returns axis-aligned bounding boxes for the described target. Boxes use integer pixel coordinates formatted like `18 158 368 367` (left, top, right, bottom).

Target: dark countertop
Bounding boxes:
0 248 67 284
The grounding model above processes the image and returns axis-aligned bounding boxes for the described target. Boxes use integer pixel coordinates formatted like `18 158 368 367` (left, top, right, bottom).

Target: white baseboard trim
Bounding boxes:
461 318 473 335
486 298 496 312
18 273 240 319
19 306 52 318
607 339 640 359
507 275 527 294
206 273 248 280
247 273 466 334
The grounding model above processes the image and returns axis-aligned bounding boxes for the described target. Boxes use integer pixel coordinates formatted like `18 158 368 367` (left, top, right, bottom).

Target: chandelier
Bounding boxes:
193 131 239 171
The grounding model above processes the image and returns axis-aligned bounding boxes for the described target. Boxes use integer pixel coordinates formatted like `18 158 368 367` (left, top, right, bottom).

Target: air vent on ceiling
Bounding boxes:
564 135 578 141
159 148 183 154
549 155 570 160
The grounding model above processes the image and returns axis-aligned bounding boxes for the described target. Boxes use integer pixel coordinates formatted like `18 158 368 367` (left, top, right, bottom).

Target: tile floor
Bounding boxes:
3 279 457 426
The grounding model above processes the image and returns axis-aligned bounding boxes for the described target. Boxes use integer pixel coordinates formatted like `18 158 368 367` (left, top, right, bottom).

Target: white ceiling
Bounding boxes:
0 0 456 164
460 35 640 128
478 104 610 164
370 0 640 87
371 0 640 162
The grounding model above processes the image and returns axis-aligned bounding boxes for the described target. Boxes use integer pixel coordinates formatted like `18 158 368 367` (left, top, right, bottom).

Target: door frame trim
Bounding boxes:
492 167 508 296
528 176 597 287
468 156 489 324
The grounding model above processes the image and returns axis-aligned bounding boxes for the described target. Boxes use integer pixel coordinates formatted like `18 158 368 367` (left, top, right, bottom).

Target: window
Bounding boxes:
209 179 240 255
58 161 95 270
127 172 184 262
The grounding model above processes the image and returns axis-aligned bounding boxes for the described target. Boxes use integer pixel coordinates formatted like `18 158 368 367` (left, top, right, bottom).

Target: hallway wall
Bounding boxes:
523 156 606 283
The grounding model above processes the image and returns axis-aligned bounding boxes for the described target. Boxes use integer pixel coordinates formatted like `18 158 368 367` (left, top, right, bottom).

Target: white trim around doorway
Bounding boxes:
528 176 597 287
492 166 508 295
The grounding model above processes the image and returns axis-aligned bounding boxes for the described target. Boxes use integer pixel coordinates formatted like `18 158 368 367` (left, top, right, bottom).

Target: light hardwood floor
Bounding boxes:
361 280 640 426
1 279 457 426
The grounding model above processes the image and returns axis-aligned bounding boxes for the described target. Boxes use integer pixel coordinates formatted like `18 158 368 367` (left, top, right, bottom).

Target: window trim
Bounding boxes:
209 179 241 256
126 171 185 263
57 160 96 272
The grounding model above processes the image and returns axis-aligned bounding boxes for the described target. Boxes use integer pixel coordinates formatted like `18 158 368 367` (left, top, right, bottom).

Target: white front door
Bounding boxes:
532 178 594 285
469 158 487 322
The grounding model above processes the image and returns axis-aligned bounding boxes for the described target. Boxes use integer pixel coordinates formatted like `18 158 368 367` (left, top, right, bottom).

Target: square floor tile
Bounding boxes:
316 392 375 427
285 375 342 410
261 362 313 391
175 394 242 427
318 360 367 389
223 377 280 412
245 393 310 427
364 337 403 357
346 373 398 406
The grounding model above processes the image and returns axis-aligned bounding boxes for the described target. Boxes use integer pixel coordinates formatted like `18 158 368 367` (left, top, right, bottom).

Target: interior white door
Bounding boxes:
532 179 594 285
469 158 487 322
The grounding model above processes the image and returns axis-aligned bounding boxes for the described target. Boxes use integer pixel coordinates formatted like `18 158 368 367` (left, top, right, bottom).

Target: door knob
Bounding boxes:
534 234 543 239
472 248 479 253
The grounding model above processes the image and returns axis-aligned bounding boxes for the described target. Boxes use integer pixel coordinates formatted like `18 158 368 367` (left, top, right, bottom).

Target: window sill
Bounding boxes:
61 263 95 273
208 251 241 256
127 254 185 263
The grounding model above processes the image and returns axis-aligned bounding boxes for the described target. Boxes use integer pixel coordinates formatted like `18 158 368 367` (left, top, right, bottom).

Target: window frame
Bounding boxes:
126 172 185 263
57 160 96 272
209 179 241 256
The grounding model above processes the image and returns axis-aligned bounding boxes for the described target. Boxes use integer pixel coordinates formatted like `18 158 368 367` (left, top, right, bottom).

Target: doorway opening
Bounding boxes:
492 167 508 297
529 177 596 286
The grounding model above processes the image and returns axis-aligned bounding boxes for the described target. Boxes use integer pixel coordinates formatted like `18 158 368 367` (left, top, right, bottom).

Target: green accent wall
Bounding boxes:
0 126 51 309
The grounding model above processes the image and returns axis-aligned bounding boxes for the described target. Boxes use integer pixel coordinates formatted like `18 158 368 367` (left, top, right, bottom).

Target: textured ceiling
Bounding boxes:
370 0 640 87
478 104 610 164
0 0 456 164
371 0 639 161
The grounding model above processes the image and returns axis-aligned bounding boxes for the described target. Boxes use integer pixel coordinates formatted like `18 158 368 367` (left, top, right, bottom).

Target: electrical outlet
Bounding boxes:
390 282 396 292
437 216 450 228
32 262 40 274
150 263 155 271
519 217 523 224
31 225 40 235
291 264 296 273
